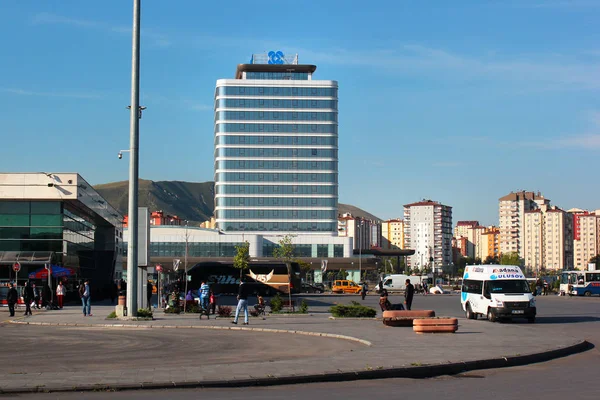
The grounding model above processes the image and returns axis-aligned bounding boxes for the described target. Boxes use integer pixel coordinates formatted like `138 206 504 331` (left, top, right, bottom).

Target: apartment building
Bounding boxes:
338 213 382 252
454 221 479 239
481 226 500 260
524 205 573 272
404 200 453 269
381 219 404 250
570 209 599 270
499 191 550 258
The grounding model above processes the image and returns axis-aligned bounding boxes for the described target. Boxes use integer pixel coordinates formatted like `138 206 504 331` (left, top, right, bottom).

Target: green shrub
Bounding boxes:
217 305 232 317
329 301 376 318
137 309 153 318
269 293 283 313
299 299 309 314
184 301 200 313
107 311 117 319
164 306 180 314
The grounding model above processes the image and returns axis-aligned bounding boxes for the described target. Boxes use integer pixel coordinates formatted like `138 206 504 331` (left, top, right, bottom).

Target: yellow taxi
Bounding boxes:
331 280 362 294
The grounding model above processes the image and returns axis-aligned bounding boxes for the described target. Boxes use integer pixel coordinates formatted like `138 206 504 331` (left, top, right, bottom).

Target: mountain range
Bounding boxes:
93 180 381 224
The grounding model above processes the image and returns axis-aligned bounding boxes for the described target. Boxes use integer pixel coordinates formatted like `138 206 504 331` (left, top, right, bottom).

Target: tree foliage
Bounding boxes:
273 234 295 261
500 252 522 266
483 255 499 264
589 254 600 265
233 241 250 279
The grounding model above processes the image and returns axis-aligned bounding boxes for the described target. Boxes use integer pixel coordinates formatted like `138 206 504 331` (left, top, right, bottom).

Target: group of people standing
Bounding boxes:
4 280 88 317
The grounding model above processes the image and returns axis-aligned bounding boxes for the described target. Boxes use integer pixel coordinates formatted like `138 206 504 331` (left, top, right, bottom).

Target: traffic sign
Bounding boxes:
156 264 162 272
173 259 181 271
12 262 21 272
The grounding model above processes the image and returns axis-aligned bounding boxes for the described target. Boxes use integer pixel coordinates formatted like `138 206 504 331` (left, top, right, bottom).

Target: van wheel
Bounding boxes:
527 317 535 323
465 304 475 320
487 308 497 322
584 291 592 297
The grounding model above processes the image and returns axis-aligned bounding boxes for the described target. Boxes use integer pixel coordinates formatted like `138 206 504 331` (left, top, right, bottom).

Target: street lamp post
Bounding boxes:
358 221 362 282
183 221 189 313
126 0 141 317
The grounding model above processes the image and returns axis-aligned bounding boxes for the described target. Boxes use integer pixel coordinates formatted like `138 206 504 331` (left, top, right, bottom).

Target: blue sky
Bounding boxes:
1 0 599 226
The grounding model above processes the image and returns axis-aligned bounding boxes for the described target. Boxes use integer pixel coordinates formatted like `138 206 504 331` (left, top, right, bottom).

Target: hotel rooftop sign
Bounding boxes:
250 51 298 65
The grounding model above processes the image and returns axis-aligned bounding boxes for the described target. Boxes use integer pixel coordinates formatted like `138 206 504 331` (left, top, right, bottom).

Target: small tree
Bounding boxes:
273 234 295 309
233 241 250 280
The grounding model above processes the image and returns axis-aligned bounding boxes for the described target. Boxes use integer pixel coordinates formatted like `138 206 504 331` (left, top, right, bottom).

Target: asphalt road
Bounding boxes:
0 324 358 374
4 293 600 399
14 341 600 400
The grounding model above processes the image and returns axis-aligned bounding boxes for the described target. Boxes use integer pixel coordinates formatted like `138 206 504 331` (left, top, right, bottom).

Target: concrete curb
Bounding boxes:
0 339 591 394
8 320 372 346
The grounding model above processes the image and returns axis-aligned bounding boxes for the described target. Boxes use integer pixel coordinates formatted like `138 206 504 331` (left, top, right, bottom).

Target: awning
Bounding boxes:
28 265 75 279
0 251 55 265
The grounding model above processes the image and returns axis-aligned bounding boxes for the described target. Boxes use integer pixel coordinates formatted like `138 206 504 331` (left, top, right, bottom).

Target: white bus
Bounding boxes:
560 270 600 297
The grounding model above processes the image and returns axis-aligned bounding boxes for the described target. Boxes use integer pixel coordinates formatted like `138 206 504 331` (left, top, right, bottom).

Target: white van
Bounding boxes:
461 265 536 323
374 274 432 292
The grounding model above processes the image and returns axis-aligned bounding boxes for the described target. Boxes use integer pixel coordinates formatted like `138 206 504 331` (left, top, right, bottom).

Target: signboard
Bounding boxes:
321 260 328 273
173 259 181 271
12 262 21 272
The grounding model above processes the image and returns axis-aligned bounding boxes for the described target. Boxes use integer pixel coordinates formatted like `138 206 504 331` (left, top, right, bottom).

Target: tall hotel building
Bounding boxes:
214 53 338 234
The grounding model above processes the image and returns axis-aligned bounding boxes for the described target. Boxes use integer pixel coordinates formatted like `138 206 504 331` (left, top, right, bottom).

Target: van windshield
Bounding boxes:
487 280 531 294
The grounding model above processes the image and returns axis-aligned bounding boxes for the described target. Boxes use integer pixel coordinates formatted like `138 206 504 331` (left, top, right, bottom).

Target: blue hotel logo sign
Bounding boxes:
268 50 285 64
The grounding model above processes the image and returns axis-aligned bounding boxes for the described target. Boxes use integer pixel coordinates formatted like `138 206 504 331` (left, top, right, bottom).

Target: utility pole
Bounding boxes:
126 0 141 317
358 220 363 282
183 221 189 313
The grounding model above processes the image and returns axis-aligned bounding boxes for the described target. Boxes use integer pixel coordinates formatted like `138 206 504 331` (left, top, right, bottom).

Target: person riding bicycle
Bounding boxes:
254 293 265 314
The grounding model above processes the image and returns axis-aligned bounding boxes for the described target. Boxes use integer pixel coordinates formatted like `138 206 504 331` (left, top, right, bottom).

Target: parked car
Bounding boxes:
301 283 324 293
313 283 326 292
331 280 362 294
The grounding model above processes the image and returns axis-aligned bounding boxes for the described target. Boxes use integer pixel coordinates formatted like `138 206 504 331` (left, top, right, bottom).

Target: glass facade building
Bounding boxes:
214 56 339 233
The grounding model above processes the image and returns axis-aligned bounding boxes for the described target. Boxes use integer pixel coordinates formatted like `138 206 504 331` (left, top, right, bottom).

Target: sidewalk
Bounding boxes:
0 304 589 394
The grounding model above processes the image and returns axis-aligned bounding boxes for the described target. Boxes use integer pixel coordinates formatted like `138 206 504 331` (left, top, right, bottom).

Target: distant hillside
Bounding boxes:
338 203 381 222
94 180 214 223
94 180 380 224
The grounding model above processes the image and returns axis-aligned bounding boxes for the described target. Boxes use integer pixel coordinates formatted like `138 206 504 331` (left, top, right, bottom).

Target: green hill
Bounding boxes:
94 180 380 223
94 180 215 223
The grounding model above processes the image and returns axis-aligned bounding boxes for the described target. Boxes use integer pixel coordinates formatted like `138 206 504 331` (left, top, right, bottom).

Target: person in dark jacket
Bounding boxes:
146 280 154 310
232 277 251 325
32 283 41 309
22 281 34 316
6 283 18 317
404 279 415 311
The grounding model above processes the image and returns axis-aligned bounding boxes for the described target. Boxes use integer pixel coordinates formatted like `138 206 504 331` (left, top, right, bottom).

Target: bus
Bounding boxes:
187 260 302 296
560 270 600 297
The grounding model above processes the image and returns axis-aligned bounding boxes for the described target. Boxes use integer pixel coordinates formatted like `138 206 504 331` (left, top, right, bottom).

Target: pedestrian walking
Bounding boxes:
79 280 92 316
6 283 18 317
32 283 41 309
404 279 414 311
22 281 34 316
422 281 428 296
42 283 51 308
209 290 216 314
361 282 368 300
147 280 154 310
199 280 210 311
232 277 250 325
56 281 65 309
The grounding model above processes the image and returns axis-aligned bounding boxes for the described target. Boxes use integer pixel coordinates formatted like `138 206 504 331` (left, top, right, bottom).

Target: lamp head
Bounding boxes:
118 152 123 159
